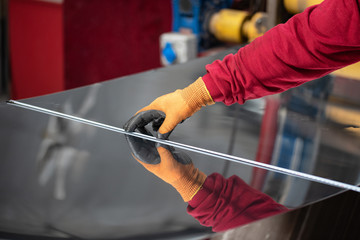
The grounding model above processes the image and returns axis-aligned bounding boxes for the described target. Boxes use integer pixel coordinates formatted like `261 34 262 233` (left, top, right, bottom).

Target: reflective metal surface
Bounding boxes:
8 100 360 193
1 48 360 239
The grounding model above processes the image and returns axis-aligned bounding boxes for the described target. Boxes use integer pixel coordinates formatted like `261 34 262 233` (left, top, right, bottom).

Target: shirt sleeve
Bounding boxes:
202 0 360 105
187 173 288 232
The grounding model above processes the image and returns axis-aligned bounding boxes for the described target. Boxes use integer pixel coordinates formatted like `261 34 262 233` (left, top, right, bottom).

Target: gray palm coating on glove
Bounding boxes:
124 110 192 165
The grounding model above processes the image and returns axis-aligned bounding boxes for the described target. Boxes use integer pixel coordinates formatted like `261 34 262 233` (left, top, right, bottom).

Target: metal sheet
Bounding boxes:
8 100 360 193
1 47 360 239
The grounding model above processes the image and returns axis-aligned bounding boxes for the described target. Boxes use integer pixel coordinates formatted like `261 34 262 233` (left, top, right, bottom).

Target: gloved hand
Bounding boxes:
130 77 214 139
124 115 207 202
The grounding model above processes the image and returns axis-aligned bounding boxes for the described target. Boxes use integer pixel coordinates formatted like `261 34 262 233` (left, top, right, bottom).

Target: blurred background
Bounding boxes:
4 0 358 100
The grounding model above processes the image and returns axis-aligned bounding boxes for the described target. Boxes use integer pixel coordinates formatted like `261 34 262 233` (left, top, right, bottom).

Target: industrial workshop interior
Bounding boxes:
0 0 360 239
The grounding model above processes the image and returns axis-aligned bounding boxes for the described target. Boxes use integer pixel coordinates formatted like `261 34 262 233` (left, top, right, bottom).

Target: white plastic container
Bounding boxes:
160 32 197 66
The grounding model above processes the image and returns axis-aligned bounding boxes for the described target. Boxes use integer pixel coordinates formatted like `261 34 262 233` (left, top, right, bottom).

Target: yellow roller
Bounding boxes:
243 12 268 42
209 9 249 43
333 62 360 81
284 0 323 14
326 104 360 136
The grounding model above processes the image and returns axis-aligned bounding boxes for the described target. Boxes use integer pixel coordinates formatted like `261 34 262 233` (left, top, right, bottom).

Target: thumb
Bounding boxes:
157 114 181 139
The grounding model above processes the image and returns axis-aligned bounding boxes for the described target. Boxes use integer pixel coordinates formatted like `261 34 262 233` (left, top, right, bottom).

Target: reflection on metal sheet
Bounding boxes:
1 48 360 239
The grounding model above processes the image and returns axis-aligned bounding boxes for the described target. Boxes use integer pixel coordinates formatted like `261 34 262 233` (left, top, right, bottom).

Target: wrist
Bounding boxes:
171 168 207 202
181 77 215 111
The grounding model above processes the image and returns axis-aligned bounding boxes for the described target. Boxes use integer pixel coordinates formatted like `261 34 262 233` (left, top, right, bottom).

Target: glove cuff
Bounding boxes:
181 77 215 112
171 167 207 202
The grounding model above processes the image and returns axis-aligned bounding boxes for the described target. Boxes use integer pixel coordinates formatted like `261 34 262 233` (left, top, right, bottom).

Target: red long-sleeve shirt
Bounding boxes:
187 0 360 232
203 0 360 105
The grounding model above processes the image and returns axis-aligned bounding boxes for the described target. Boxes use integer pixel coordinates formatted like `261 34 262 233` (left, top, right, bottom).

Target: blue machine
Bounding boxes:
172 0 233 50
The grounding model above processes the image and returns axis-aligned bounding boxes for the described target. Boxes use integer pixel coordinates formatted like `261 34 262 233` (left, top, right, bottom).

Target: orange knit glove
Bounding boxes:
133 77 214 139
124 131 206 202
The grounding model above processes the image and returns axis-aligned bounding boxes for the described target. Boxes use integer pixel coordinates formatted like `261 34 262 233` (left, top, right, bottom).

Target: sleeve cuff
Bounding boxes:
188 174 215 208
202 73 223 103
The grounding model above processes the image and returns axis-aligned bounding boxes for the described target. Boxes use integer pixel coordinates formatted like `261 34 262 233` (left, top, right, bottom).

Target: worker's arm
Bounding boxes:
187 173 288 232
204 0 360 105
128 0 360 136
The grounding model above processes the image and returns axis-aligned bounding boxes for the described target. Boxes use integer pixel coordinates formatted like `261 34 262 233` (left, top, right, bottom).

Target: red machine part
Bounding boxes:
9 0 64 99
9 0 171 99
251 97 280 190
